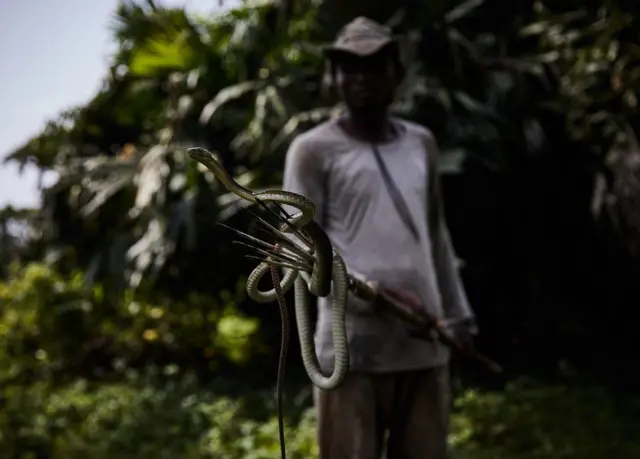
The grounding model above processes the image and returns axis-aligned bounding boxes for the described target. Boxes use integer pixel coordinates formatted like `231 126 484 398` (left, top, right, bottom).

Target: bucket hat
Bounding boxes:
323 16 399 58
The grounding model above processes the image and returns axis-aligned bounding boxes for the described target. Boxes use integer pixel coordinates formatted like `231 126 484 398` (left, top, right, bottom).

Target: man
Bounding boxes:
282 17 477 459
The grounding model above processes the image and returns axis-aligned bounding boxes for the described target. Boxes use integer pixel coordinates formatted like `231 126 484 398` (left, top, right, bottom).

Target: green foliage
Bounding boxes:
1 375 637 459
128 31 197 76
0 375 318 459
450 381 640 459
0 263 262 386
0 263 100 384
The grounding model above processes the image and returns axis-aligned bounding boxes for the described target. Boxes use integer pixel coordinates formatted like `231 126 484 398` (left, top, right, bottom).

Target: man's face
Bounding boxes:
334 50 397 112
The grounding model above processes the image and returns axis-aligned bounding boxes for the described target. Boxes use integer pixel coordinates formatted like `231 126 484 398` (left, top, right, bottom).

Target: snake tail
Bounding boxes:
269 259 288 459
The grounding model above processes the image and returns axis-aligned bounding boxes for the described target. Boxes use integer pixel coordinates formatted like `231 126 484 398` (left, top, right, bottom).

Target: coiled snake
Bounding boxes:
188 147 350 458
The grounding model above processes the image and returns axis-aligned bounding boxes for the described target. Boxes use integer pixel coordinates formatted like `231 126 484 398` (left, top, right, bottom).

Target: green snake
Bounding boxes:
187 147 350 391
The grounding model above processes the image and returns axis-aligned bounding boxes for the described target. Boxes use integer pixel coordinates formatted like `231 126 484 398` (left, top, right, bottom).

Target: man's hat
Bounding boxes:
323 17 399 58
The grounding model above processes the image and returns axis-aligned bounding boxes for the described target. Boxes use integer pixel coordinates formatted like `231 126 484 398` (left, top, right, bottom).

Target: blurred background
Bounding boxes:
1 0 640 457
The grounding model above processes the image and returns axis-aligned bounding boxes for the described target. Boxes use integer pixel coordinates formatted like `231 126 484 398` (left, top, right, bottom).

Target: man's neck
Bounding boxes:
341 110 396 143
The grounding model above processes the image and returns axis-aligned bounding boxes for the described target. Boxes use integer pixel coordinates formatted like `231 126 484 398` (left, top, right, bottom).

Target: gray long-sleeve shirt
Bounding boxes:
282 117 475 373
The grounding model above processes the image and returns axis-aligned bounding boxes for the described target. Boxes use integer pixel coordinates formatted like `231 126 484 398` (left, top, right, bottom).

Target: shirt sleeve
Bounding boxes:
425 130 478 334
282 136 326 225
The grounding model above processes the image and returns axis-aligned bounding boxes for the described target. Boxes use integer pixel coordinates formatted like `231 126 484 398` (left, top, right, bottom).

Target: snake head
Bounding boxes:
187 147 220 164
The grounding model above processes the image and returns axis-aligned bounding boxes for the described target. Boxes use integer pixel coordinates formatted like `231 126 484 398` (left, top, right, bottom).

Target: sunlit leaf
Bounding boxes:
129 32 196 76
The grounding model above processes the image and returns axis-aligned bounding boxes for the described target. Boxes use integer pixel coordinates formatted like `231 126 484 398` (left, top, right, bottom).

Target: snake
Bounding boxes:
187 147 350 390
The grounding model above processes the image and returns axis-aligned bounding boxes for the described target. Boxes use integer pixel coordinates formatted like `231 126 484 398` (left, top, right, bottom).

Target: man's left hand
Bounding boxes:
449 320 476 352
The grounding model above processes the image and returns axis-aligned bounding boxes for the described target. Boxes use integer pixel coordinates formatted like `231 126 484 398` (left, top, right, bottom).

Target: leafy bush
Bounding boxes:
450 380 640 459
0 373 317 459
0 263 262 386
1 374 637 459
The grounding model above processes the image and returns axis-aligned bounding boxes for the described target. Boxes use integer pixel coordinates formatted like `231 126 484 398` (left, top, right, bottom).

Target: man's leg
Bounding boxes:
386 365 451 459
314 372 389 459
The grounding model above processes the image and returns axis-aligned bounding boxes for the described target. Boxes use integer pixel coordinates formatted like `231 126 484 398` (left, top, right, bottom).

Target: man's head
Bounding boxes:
324 17 405 114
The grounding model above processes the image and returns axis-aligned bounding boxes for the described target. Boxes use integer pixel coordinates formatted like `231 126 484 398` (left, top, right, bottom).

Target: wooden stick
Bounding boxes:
347 275 503 374
221 223 503 374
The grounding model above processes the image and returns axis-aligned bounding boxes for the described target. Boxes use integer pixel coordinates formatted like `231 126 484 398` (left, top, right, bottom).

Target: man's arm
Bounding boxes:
425 131 478 335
